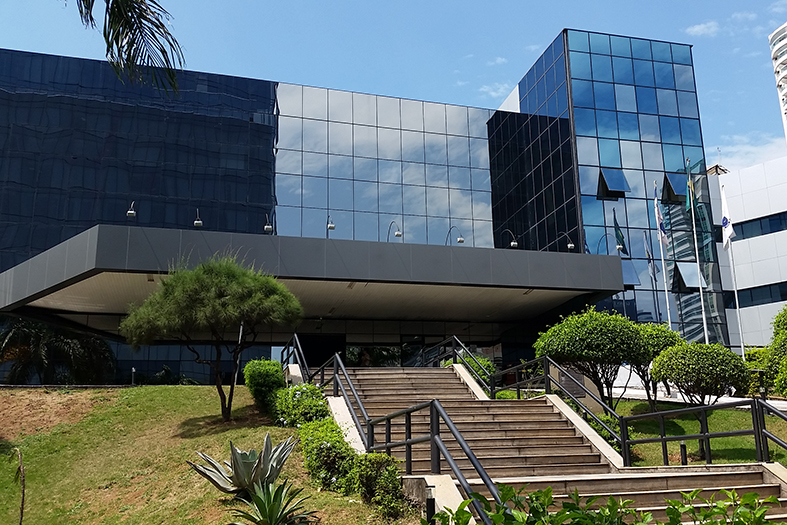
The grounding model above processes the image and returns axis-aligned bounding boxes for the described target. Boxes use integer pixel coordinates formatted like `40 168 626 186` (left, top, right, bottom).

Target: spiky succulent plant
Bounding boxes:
188 434 298 498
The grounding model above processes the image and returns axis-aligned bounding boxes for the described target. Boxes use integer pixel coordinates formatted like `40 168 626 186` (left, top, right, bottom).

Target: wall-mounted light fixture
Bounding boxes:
445 225 465 246
194 208 203 227
502 228 518 248
386 220 403 242
126 201 136 218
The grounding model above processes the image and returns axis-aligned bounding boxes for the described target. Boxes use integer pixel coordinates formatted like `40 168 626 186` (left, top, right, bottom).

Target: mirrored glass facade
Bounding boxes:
489 29 726 343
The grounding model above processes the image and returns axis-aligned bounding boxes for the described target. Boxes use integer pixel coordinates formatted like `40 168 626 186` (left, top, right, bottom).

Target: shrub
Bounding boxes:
744 347 771 397
349 453 406 519
299 418 357 493
244 359 285 410
442 354 496 385
651 342 749 405
273 383 330 427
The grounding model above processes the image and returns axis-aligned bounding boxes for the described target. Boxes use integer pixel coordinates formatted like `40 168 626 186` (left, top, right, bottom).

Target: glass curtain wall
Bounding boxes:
565 29 725 342
274 84 494 247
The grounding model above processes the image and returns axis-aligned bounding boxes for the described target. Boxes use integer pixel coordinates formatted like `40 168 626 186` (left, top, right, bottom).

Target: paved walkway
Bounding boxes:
612 382 787 412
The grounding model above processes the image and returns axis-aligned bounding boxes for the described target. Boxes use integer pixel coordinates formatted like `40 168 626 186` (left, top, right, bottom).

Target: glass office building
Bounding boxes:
491 29 725 342
0 28 727 383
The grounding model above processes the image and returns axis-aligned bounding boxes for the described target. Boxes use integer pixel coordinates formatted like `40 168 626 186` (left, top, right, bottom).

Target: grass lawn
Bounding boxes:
0 386 419 525
615 399 787 467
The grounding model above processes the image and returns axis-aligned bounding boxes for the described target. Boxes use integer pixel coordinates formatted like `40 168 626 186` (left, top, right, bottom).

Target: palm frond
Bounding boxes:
100 0 184 92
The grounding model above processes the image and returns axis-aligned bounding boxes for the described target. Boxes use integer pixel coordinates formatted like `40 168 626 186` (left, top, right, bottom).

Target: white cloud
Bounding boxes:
479 82 513 99
463 54 474 60
731 12 757 21
525 44 541 52
770 0 787 14
686 21 720 37
487 57 508 66
455 80 468 87
710 133 787 171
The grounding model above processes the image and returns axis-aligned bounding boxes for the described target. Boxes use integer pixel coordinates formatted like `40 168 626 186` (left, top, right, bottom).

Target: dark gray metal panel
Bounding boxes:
93 225 131 270
278 236 327 278
324 239 371 281
489 250 531 286
411 244 453 284
124 227 181 271
368 243 413 282
450 247 493 285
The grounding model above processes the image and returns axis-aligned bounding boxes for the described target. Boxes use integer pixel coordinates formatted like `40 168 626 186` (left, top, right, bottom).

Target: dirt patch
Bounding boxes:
0 388 118 440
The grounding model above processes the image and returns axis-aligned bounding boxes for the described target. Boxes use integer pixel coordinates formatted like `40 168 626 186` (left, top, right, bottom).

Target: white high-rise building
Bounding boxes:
769 21 787 146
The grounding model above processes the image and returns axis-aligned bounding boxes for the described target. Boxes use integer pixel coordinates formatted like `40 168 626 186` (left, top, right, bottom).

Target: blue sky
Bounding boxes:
1 0 786 170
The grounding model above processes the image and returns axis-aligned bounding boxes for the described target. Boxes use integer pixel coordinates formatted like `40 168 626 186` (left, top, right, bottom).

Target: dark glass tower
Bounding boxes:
489 29 725 343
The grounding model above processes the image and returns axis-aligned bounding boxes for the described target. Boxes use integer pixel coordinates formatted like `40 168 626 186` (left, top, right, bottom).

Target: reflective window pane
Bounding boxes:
302 152 327 177
404 214 427 244
659 116 681 144
377 96 401 128
633 60 654 87
379 183 403 214
593 82 615 110
303 119 328 153
446 105 469 136
591 54 613 82
426 164 448 187
598 139 621 168
680 118 702 146
677 91 699 118
615 84 637 112
642 142 664 170
567 30 589 52
674 64 696 91
618 112 639 140
302 86 327 120
402 130 425 162
635 87 658 114
472 191 492 221
570 51 592 79
329 178 353 210
377 127 401 160
424 133 448 165
610 36 631 57
639 114 660 141
612 57 634 84
328 121 352 155
447 135 470 166
577 137 599 165
423 102 446 134
574 107 596 136
631 39 652 60
654 61 675 89
427 186 449 216
353 93 376 126
329 154 353 180
278 116 302 149
354 180 378 212
403 184 426 215
379 160 402 184
449 166 472 189
277 83 302 117
596 110 618 138
590 32 611 54
657 89 678 116
354 124 377 158
620 141 642 169
571 79 594 107
402 162 426 186
328 89 352 123
354 212 378 241
401 99 424 131
354 157 377 182
651 41 672 62
302 176 327 208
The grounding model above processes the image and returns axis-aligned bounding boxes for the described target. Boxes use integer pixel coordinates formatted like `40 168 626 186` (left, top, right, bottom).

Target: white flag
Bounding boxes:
721 185 736 250
654 186 668 247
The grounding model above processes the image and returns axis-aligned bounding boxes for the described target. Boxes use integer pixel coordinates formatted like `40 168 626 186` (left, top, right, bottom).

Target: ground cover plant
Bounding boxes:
0 386 417 524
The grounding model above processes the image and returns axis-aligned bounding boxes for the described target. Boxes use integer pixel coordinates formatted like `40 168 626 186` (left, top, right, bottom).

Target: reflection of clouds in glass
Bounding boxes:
276 149 302 174
329 122 352 155
424 103 446 134
379 183 403 214
472 192 492 221
278 116 302 150
302 119 327 153
474 220 493 247
328 89 352 123
377 96 401 128
277 83 303 117
469 138 490 169
276 174 302 206
377 128 401 160
354 125 377 158
353 93 376 126
402 131 425 163
449 188 473 219
302 86 327 120
401 99 424 131
427 186 449 217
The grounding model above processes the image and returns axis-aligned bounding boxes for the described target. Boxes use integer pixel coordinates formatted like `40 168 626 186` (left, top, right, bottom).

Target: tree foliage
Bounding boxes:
0 317 116 385
651 342 749 405
631 323 683 410
119 256 302 421
74 0 183 91
533 308 644 410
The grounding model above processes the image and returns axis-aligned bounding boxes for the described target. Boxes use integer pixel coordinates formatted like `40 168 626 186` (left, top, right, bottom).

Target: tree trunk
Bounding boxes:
213 344 230 422
225 349 242 422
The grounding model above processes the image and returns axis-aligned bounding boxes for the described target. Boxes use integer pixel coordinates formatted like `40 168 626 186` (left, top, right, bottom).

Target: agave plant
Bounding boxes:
228 481 318 525
188 434 298 498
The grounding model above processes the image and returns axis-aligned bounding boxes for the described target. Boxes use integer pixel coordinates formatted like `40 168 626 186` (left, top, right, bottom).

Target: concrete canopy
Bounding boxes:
0 225 624 344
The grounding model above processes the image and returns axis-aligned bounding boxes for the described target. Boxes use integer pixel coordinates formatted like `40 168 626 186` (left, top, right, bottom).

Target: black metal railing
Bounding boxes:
415 336 490 391
279 334 310 382
308 352 500 524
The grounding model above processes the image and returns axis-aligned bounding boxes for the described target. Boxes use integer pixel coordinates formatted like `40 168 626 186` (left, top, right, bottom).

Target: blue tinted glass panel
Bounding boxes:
402 131 425 163
639 114 660 141
677 91 699 118
633 60 655 86
354 212 378 241
651 41 672 62
570 52 591 79
545 64 557 94
426 164 448 187
591 54 613 82
593 82 615 110
610 36 631 57
653 62 675 88
427 186 449 217
636 87 658 114
674 64 695 91
657 89 679 116
589 33 611 54
659 117 681 144
329 178 353 210
303 152 327 177
552 33 564 56
581 195 605 225
672 44 692 65
354 180 378 212
620 141 642 169
302 176 327 208
302 208 327 238
680 119 702 146
556 82 568 115
472 191 492 220
596 110 618 138
471 168 490 191
598 139 622 168
571 79 594 107
642 143 664 170
447 135 470 166
276 174 301 206
612 57 634 84
379 183 403 213
576 136 599 165
579 165 599 194
618 112 639 140
449 166 471 189
403 184 426 215
354 157 377 181
379 160 402 184
275 206 301 236
574 108 596 136
568 30 589 52
615 84 637 112
424 133 447 165
662 145 685 172
631 39 652 59
403 215 426 244
601 168 631 191
329 154 353 179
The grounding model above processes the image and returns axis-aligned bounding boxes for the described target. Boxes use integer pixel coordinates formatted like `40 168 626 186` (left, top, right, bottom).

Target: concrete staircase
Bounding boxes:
336 366 787 520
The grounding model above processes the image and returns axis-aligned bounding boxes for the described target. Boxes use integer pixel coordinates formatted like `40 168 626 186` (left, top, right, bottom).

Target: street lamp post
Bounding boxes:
445 226 465 246
386 220 403 242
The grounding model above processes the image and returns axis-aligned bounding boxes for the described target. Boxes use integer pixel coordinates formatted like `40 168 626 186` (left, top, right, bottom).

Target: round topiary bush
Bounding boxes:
243 358 285 411
651 341 749 405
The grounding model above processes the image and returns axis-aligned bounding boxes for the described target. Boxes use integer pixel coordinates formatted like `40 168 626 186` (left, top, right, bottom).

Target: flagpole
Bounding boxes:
654 181 672 327
722 184 746 359
687 158 709 344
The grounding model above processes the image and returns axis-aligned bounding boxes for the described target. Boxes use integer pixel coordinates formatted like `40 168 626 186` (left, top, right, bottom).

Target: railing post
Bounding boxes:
430 401 441 474
405 412 412 474
752 399 763 463
543 356 552 395
333 357 338 397
516 368 522 400
385 419 392 456
452 338 457 364
659 415 668 466
759 400 771 462
367 420 374 452
619 415 631 467
489 374 496 400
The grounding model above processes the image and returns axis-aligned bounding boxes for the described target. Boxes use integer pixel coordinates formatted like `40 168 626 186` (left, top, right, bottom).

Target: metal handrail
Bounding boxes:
367 398 500 525
417 336 490 390
279 334 309 381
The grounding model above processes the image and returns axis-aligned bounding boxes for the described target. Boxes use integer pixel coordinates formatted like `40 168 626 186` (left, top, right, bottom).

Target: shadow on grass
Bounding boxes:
176 404 273 439
0 438 16 456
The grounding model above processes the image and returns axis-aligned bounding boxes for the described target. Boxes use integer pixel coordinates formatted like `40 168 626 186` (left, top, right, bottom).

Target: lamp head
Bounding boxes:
194 218 203 227
616 244 623 251
456 236 465 244
394 230 402 238
567 242 575 250
264 223 273 233
509 240 518 248
327 221 336 231
126 201 136 218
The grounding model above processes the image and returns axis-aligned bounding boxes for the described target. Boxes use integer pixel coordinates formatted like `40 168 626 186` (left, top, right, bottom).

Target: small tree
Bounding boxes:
119 256 302 421
533 308 643 410
631 323 683 411
651 342 749 406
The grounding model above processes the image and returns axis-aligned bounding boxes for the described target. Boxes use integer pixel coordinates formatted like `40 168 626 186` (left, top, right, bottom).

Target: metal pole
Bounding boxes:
654 181 673 327
430 402 441 474
333 357 338 397
405 412 412 474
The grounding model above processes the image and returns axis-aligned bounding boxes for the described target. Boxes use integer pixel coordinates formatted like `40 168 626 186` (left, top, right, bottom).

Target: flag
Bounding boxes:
654 185 668 246
685 173 695 212
644 231 659 280
721 184 736 250
613 208 629 256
